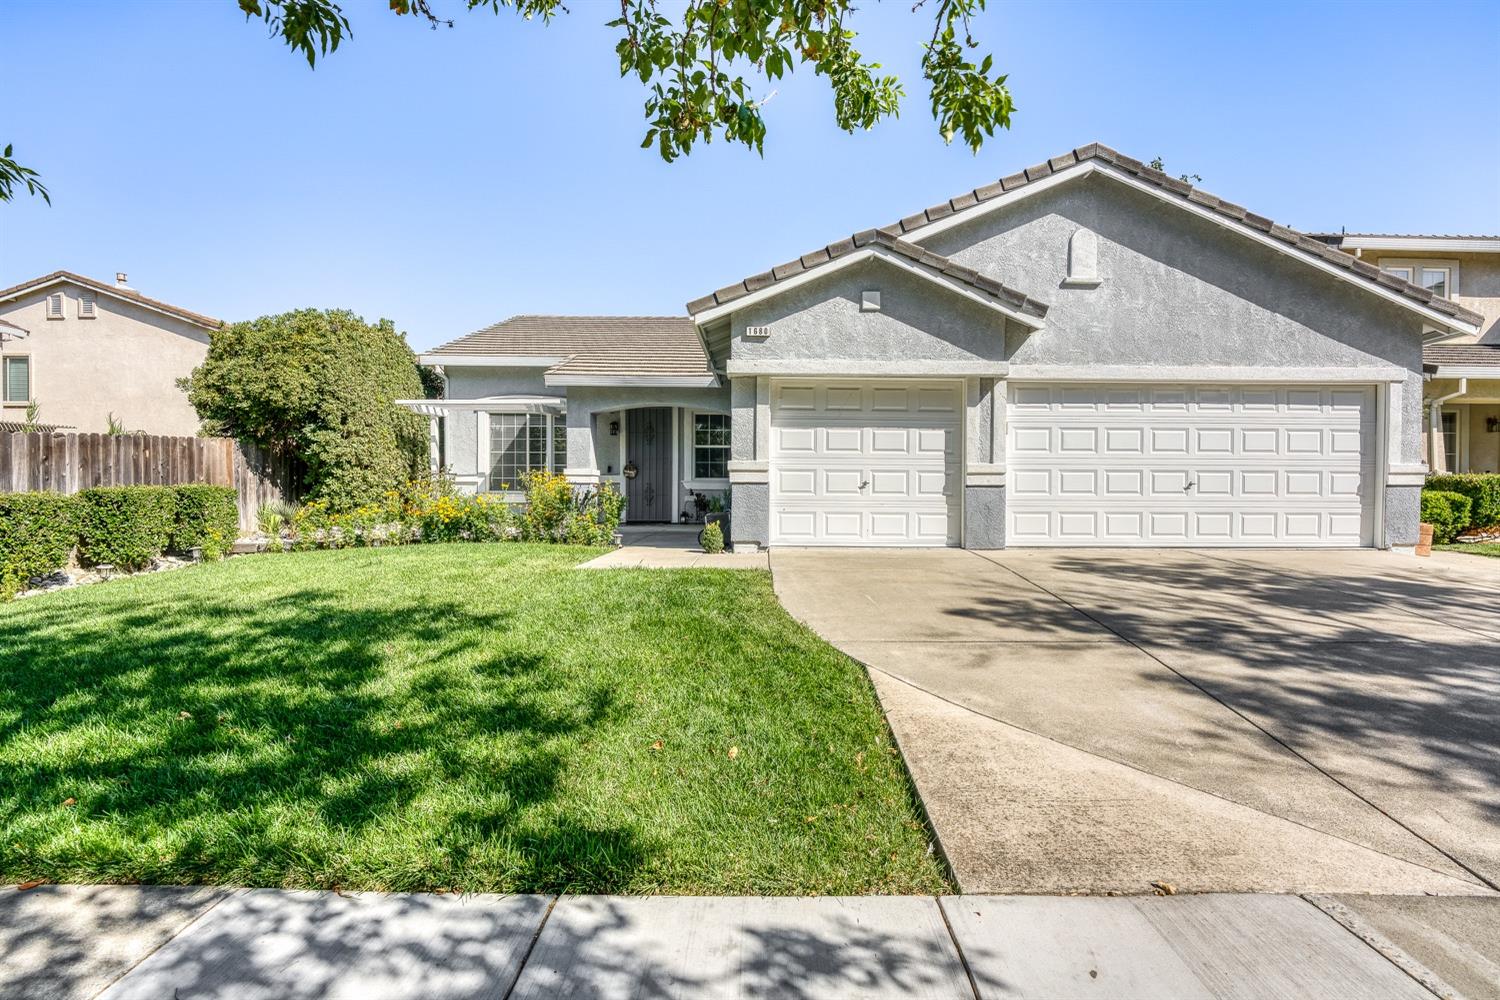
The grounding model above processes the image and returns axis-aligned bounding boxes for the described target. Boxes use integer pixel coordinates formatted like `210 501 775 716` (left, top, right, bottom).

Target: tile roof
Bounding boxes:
688 143 1483 329
0 421 72 433
1310 233 1500 241
0 271 221 330
686 229 1049 319
428 315 715 377
1424 343 1500 367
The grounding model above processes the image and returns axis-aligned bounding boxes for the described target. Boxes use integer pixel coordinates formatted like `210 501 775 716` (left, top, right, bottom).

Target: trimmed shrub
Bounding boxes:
701 520 724 554
170 485 240 560
0 492 77 599
1425 474 1500 529
75 486 177 570
1420 489 1472 544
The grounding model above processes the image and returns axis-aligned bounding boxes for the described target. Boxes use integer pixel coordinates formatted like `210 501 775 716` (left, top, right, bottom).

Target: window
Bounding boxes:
487 412 565 490
2 356 30 403
1441 411 1459 473
78 290 97 319
693 412 729 480
45 293 64 320
1380 258 1459 299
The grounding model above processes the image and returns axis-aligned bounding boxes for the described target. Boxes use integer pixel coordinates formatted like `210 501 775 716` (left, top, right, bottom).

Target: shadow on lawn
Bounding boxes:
0 585 646 894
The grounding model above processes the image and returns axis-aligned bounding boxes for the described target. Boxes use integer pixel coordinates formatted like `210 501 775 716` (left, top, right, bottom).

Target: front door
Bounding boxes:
626 407 673 522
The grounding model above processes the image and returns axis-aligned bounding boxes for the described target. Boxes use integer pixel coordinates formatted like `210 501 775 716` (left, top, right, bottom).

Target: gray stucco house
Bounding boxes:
409 144 1483 552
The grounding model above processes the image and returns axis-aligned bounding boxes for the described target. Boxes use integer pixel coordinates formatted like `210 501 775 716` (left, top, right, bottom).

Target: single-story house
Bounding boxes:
409 144 1484 551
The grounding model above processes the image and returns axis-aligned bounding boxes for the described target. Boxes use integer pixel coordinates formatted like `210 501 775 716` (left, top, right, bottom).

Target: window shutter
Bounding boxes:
46 293 64 319
5 357 30 403
79 290 97 318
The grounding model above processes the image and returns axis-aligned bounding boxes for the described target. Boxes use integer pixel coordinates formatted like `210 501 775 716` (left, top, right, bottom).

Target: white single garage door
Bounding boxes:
771 379 961 546
1006 383 1376 547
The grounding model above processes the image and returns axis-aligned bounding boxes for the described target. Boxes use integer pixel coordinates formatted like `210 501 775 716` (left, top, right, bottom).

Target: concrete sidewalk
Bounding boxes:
5 884 1498 999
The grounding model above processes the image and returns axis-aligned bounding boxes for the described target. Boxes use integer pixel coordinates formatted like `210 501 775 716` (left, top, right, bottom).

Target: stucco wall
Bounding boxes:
921 174 1429 466
1359 249 1500 344
731 482 769 549
1386 486 1421 546
0 283 211 435
444 366 551 399
729 259 1007 364
963 485 1005 548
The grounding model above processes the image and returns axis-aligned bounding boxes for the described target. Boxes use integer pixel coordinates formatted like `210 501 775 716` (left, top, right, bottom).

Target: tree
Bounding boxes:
181 308 428 510
0 144 48 204
239 0 1014 160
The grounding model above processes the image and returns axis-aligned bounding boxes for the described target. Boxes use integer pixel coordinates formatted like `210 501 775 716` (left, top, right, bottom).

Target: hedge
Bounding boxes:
1420 489 1472 545
75 486 178 571
1425 474 1500 529
170 485 239 559
0 493 77 599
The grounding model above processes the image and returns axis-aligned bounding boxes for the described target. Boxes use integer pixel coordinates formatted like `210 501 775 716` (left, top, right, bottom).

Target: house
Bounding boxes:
1313 234 1500 475
412 144 1483 551
0 271 221 436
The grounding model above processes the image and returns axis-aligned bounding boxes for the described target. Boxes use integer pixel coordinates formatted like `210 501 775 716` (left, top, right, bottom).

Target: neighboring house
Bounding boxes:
0 271 221 436
412 143 1483 551
1313 234 1500 475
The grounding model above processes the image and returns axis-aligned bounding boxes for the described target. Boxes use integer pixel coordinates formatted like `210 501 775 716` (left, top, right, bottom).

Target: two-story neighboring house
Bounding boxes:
0 271 221 436
1315 234 1500 474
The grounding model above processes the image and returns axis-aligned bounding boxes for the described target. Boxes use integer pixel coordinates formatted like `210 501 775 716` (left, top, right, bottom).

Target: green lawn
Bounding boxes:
1436 543 1500 557
0 545 946 895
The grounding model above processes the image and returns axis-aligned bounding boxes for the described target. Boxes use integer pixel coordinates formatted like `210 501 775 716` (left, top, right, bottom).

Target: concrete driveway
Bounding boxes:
772 547 1500 897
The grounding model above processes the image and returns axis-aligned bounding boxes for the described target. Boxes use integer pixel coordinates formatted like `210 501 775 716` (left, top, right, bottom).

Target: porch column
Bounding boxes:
563 402 599 486
727 375 769 552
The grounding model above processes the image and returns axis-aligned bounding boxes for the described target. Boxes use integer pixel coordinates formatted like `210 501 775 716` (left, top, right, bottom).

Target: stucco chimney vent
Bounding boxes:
115 272 130 289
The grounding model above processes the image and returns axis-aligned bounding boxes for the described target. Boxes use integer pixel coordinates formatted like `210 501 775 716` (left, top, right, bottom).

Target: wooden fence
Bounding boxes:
0 432 297 533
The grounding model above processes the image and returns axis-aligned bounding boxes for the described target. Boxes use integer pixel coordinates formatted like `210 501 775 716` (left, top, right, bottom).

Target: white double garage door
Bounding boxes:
769 379 1376 547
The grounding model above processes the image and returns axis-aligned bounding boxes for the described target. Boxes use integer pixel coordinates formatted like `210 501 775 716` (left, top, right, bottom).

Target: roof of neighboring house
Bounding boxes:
1312 233 1500 241
1424 343 1500 368
0 421 72 433
689 143 1483 330
0 271 222 330
426 315 715 378
685 228 1050 321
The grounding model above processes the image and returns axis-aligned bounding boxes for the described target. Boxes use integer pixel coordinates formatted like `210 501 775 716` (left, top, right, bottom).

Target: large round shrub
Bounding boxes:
181 308 428 511
1425 474 1500 529
1420 489 1472 544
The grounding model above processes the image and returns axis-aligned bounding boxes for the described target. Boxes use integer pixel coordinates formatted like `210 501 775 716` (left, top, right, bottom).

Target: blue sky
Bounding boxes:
3 0 1497 350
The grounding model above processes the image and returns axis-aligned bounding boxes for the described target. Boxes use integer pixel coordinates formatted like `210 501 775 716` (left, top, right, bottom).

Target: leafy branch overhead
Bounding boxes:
239 0 1015 160
0 145 49 205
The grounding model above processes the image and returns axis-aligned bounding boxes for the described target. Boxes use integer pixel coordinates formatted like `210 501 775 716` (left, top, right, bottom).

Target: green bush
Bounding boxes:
701 520 724 554
170 485 240 560
75 486 177 570
1420 489 1473 544
0 492 77 599
1425 474 1500 529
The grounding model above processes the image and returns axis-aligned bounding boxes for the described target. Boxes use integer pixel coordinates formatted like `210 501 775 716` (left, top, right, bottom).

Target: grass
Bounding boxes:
1436 542 1500 557
0 544 947 896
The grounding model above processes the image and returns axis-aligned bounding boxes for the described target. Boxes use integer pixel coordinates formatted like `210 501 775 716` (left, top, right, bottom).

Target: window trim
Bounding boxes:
688 409 731 485
2 354 32 403
1379 257 1460 298
479 410 567 493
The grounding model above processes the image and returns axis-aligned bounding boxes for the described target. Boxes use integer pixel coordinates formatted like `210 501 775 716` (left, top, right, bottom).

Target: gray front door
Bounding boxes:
626 407 673 522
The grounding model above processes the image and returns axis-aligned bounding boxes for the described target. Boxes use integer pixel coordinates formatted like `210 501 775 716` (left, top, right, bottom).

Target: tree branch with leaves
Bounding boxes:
239 0 1015 161
0 145 49 204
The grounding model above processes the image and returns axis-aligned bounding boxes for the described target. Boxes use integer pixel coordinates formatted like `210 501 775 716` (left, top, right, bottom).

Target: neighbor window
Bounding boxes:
1380 259 1458 299
3 356 30 403
1441 411 1459 473
693 412 729 480
488 412 565 490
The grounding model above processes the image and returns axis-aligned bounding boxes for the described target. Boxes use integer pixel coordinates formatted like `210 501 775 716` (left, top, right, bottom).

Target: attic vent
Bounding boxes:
744 325 771 340
1063 228 1102 288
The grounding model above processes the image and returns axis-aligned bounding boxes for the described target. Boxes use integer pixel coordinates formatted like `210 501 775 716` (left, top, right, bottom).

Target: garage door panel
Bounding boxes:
1008 382 1374 547
771 379 961 546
